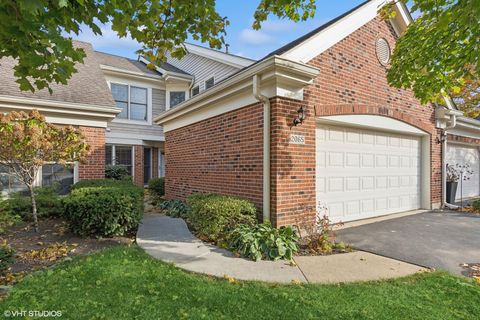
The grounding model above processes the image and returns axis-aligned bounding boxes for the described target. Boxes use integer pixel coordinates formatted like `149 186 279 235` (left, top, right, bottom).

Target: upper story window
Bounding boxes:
191 86 200 97
111 83 148 121
205 77 214 90
170 91 186 108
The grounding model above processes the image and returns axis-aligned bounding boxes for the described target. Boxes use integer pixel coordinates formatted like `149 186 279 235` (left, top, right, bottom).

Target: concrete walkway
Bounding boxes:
137 215 425 284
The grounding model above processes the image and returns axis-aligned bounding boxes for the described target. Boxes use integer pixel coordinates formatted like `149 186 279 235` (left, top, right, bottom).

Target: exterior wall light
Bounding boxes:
293 106 306 126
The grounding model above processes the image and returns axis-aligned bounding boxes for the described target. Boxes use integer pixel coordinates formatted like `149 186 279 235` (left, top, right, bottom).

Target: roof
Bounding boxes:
0 41 116 108
183 43 255 69
263 0 371 59
96 51 190 76
185 42 255 62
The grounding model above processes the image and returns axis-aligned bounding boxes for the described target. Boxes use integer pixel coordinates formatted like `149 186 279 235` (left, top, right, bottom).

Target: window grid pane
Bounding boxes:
170 91 186 108
111 83 129 119
192 86 199 96
205 77 214 89
115 146 133 175
41 164 74 195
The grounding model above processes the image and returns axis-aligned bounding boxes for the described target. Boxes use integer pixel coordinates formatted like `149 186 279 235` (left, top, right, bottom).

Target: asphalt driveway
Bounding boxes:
337 211 480 276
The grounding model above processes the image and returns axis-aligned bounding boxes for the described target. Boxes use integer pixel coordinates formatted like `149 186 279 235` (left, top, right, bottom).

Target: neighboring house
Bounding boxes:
0 40 251 195
155 0 480 226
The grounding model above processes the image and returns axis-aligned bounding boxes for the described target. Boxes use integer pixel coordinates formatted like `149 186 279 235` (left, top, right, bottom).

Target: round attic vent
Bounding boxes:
375 38 391 66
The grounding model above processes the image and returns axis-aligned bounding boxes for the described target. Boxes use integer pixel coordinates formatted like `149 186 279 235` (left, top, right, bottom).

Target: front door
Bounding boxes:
144 147 151 185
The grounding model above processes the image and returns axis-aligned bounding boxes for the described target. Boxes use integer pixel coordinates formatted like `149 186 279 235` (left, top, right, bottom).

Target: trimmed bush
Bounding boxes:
186 193 256 243
472 199 480 211
105 165 130 180
0 241 15 275
159 199 189 218
5 183 63 220
229 223 299 261
63 180 144 237
0 200 21 234
148 177 165 198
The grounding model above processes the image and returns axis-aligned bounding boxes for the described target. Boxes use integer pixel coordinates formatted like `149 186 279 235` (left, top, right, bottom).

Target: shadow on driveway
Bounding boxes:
336 210 480 276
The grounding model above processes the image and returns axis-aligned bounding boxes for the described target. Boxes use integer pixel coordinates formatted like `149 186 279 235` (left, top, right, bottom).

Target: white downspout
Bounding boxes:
442 95 459 209
253 75 270 222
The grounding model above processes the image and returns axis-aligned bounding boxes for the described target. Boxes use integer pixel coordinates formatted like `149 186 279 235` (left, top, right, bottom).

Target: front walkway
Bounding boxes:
137 215 424 283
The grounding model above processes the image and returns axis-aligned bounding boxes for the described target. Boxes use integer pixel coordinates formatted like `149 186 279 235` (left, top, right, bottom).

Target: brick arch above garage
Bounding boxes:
314 104 433 135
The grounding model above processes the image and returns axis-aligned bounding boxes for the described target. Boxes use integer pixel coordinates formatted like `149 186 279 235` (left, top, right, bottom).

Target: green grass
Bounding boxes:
1 246 479 320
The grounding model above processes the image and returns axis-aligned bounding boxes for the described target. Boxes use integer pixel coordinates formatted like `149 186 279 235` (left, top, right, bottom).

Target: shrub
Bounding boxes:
472 199 480 211
229 223 299 261
63 180 144 237
5 183 63 220
186 193 256 243
159 199 189 218
0 200 21 234
105 165 130 180
148 177 165 198
0 241 15 276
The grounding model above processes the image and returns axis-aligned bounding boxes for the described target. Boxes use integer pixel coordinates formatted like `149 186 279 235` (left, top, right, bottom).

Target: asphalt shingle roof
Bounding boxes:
0 41 116 108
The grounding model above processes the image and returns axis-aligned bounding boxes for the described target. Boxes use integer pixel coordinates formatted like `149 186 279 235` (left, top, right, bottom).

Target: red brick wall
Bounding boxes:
152 147 159 179
78 126 106 180
447 134 480 145
133 145 144 187
164 102 264 212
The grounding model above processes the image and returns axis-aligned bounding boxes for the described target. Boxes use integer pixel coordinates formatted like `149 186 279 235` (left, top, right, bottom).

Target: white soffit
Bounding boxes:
317 115 426 136
282 0 396 63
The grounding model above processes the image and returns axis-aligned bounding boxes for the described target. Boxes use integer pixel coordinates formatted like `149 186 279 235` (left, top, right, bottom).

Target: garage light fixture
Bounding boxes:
293 106 306 126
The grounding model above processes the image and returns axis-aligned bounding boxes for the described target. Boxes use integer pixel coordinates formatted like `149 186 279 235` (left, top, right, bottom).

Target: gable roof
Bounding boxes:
0 41 116 108
184 43 255 69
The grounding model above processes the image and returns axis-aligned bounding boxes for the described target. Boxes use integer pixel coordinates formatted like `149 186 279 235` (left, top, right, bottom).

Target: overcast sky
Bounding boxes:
70 0 367 60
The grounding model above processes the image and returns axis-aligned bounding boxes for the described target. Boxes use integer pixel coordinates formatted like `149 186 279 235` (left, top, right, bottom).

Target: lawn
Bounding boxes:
1 246 479 320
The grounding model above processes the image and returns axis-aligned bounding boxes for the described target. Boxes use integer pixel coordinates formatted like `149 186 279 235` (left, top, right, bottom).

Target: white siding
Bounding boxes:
166 52 240 93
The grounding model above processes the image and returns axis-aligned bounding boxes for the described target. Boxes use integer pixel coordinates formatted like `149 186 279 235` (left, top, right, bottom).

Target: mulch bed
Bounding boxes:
461 263 480 282
0 217 133 287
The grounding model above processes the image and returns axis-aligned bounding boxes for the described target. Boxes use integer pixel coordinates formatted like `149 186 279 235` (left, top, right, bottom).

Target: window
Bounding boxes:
105 145 133 175
41 164 74 195
0 165 27 196
111 83 148 121
170 91 186 108
191 86 200 97
205 77 214 90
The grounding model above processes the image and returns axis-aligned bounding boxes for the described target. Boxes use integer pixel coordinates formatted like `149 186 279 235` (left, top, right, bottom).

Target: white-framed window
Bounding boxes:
111 83 148 121
191 86 200 97
105 144 134 176
205 77 214 90
169 91 186 108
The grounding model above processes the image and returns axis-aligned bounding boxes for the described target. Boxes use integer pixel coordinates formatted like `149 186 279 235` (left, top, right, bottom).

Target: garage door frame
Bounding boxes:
316 115 431 222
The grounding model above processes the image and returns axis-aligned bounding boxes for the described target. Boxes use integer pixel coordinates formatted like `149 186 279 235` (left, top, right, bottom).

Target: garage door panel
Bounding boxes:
446 144 480 201
316 124 421 223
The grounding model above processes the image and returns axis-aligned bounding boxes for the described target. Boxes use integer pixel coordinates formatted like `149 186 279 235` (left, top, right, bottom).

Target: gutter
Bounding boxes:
253 75 270 222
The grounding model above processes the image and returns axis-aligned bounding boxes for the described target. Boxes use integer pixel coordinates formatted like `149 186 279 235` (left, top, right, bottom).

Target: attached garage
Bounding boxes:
316 116 430 223
446 144 480 201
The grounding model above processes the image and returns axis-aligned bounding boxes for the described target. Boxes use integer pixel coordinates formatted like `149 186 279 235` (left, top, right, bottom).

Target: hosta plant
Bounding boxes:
229 223 299 261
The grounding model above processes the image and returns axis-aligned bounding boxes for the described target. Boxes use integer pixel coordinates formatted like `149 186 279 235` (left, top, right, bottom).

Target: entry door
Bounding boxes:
446 144 480 200
144 147 151 185
316 124 422 223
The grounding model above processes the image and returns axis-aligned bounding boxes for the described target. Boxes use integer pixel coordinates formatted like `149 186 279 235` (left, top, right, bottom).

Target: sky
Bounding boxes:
71 0 367 60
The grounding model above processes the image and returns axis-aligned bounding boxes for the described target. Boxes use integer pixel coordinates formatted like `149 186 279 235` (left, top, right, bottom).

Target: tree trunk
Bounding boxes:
28 185 39 232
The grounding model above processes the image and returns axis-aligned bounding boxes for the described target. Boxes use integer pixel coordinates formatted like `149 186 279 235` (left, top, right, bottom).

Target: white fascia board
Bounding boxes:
185 43 255 69
0 95 120 122
154 55 319 126
448 117 480 140
137 56 193 81
100 64 164 82
282 0 391 63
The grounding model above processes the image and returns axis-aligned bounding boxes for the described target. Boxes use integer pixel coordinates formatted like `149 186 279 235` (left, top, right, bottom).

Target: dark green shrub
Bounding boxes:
186 193 256 243
63 180 144 237
159 199 189 218
0 200 21 234
472 199 480 211
105 165 130 180
5 183 63 220
229 223 299 261
0 241 15 275
148 177 165 198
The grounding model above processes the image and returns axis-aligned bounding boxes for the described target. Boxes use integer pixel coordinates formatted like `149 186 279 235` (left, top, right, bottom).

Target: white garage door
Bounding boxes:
316 124 421 223
446 144 480 200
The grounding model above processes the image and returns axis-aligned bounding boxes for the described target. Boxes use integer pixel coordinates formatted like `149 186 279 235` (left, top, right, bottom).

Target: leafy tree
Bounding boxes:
451 73 480 118
384 0 479 106
0 110 89 232
0 0 315 93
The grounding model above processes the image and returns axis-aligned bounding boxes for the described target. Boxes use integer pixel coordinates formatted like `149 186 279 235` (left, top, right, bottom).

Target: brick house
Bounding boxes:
0 41 253 195
155 0 480 226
